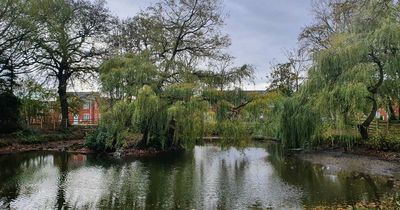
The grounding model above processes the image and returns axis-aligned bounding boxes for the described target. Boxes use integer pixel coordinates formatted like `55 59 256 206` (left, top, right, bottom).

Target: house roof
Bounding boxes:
67 92 100 100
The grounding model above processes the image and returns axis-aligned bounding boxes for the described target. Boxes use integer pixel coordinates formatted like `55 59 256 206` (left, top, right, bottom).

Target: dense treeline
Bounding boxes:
1 0 399 152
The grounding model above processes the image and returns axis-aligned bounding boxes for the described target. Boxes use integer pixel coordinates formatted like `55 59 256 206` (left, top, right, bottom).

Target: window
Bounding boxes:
83 101 90 109
83 114 91 121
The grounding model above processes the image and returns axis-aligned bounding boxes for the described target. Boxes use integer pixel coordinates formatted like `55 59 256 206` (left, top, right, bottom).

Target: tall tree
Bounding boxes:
109 0 232 90
0 0 33 133
305 0 400 139
0 0 32 93
26 0 112 128
91 0 254 151
194 56 254 91
267 51 306 96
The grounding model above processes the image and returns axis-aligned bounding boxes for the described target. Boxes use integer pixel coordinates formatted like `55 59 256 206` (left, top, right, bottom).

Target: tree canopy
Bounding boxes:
272 0 400 150
24 0 112 128
88 0 255 151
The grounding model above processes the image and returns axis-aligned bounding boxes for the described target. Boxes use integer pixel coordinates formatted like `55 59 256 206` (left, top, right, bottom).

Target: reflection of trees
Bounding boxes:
143 151 196 209
96 163 149 209
0 152 52 204
53 152 69 209
5 146 392 209
214 149 248 209
94 146 254 209
92 151 197 209
267 145 392 206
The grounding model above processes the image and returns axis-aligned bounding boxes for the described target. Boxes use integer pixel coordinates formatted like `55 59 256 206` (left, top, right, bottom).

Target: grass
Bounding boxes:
307 127 400 152
0 126 88 146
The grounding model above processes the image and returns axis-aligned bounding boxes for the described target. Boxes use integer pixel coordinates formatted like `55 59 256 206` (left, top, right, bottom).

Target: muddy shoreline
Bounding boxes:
297 150 400 177
0 139 183 158
0 139 92 155
296 149 400 193
1 138 400 165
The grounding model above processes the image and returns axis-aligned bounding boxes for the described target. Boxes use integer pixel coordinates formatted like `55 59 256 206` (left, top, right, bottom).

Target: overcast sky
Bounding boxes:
105 0 313 90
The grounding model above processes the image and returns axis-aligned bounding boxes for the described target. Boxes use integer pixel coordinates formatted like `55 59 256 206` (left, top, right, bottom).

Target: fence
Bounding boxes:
27 115 98 131
368 120 400 135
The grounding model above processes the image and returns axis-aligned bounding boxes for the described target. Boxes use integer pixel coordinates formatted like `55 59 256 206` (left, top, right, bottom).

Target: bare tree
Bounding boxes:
298 0 358 55
109 0 232 90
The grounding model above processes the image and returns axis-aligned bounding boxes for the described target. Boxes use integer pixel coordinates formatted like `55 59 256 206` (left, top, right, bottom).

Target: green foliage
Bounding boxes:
88 85 212 151
91 0 256 152
366 132 400 151
167 98 208 149
17 79 56 125
86 100 136 151
23 0 112 128
218 120 251 147
203 111 217 136
132 85 168 148
277 0 400 146
267 62 300 96
85 126 111 151
0 0 30 93
277 97 321 149
100 53 157 101
198 63 255 91
215 100 232 122
243 91 283 138
14 127 85 144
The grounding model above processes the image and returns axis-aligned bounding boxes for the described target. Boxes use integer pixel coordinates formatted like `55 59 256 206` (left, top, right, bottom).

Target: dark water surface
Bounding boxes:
0 144 397 209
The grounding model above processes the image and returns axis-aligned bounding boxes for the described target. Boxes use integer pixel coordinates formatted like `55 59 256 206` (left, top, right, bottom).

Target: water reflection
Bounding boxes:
0 145 397 209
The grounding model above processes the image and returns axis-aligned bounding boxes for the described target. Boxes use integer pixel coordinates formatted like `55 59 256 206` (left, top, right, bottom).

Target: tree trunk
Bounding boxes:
137 128 149 149
398 102 400 120
58 76 69 129
166 119 176 148
358 96 377 140
358 53 385 140
388 98 397 121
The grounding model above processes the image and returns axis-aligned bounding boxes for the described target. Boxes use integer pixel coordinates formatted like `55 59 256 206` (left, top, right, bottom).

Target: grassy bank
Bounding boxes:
0 126 93 147
314 131 400 152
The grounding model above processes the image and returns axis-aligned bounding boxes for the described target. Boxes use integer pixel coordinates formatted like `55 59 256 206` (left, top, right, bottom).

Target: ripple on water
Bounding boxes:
0 146 397 209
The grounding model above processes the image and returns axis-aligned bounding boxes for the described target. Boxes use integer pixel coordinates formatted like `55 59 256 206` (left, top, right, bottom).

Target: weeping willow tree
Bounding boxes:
306 0 400 140
278 96 321 149
100 52 158 104
88 52 253 151
272 0 400 150
86 0 256 151
88 79 254 151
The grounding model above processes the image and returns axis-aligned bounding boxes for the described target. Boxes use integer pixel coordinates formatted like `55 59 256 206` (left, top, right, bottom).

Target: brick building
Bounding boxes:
376 106 400 121
67 92 101 125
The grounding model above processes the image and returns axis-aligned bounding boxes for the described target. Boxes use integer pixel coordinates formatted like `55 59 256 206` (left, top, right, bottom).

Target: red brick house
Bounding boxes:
67 92 101 125
376 105 400 121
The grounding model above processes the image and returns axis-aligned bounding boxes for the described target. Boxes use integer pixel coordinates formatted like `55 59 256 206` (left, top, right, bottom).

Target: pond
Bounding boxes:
0 144 398 209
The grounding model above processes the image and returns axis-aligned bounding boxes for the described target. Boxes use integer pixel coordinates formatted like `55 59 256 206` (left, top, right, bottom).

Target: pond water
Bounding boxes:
0 144 397 209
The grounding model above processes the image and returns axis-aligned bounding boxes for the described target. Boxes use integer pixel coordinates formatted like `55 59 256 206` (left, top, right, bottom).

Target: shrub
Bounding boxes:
0 93 21 134
86 100 136 151
366 131 400 151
